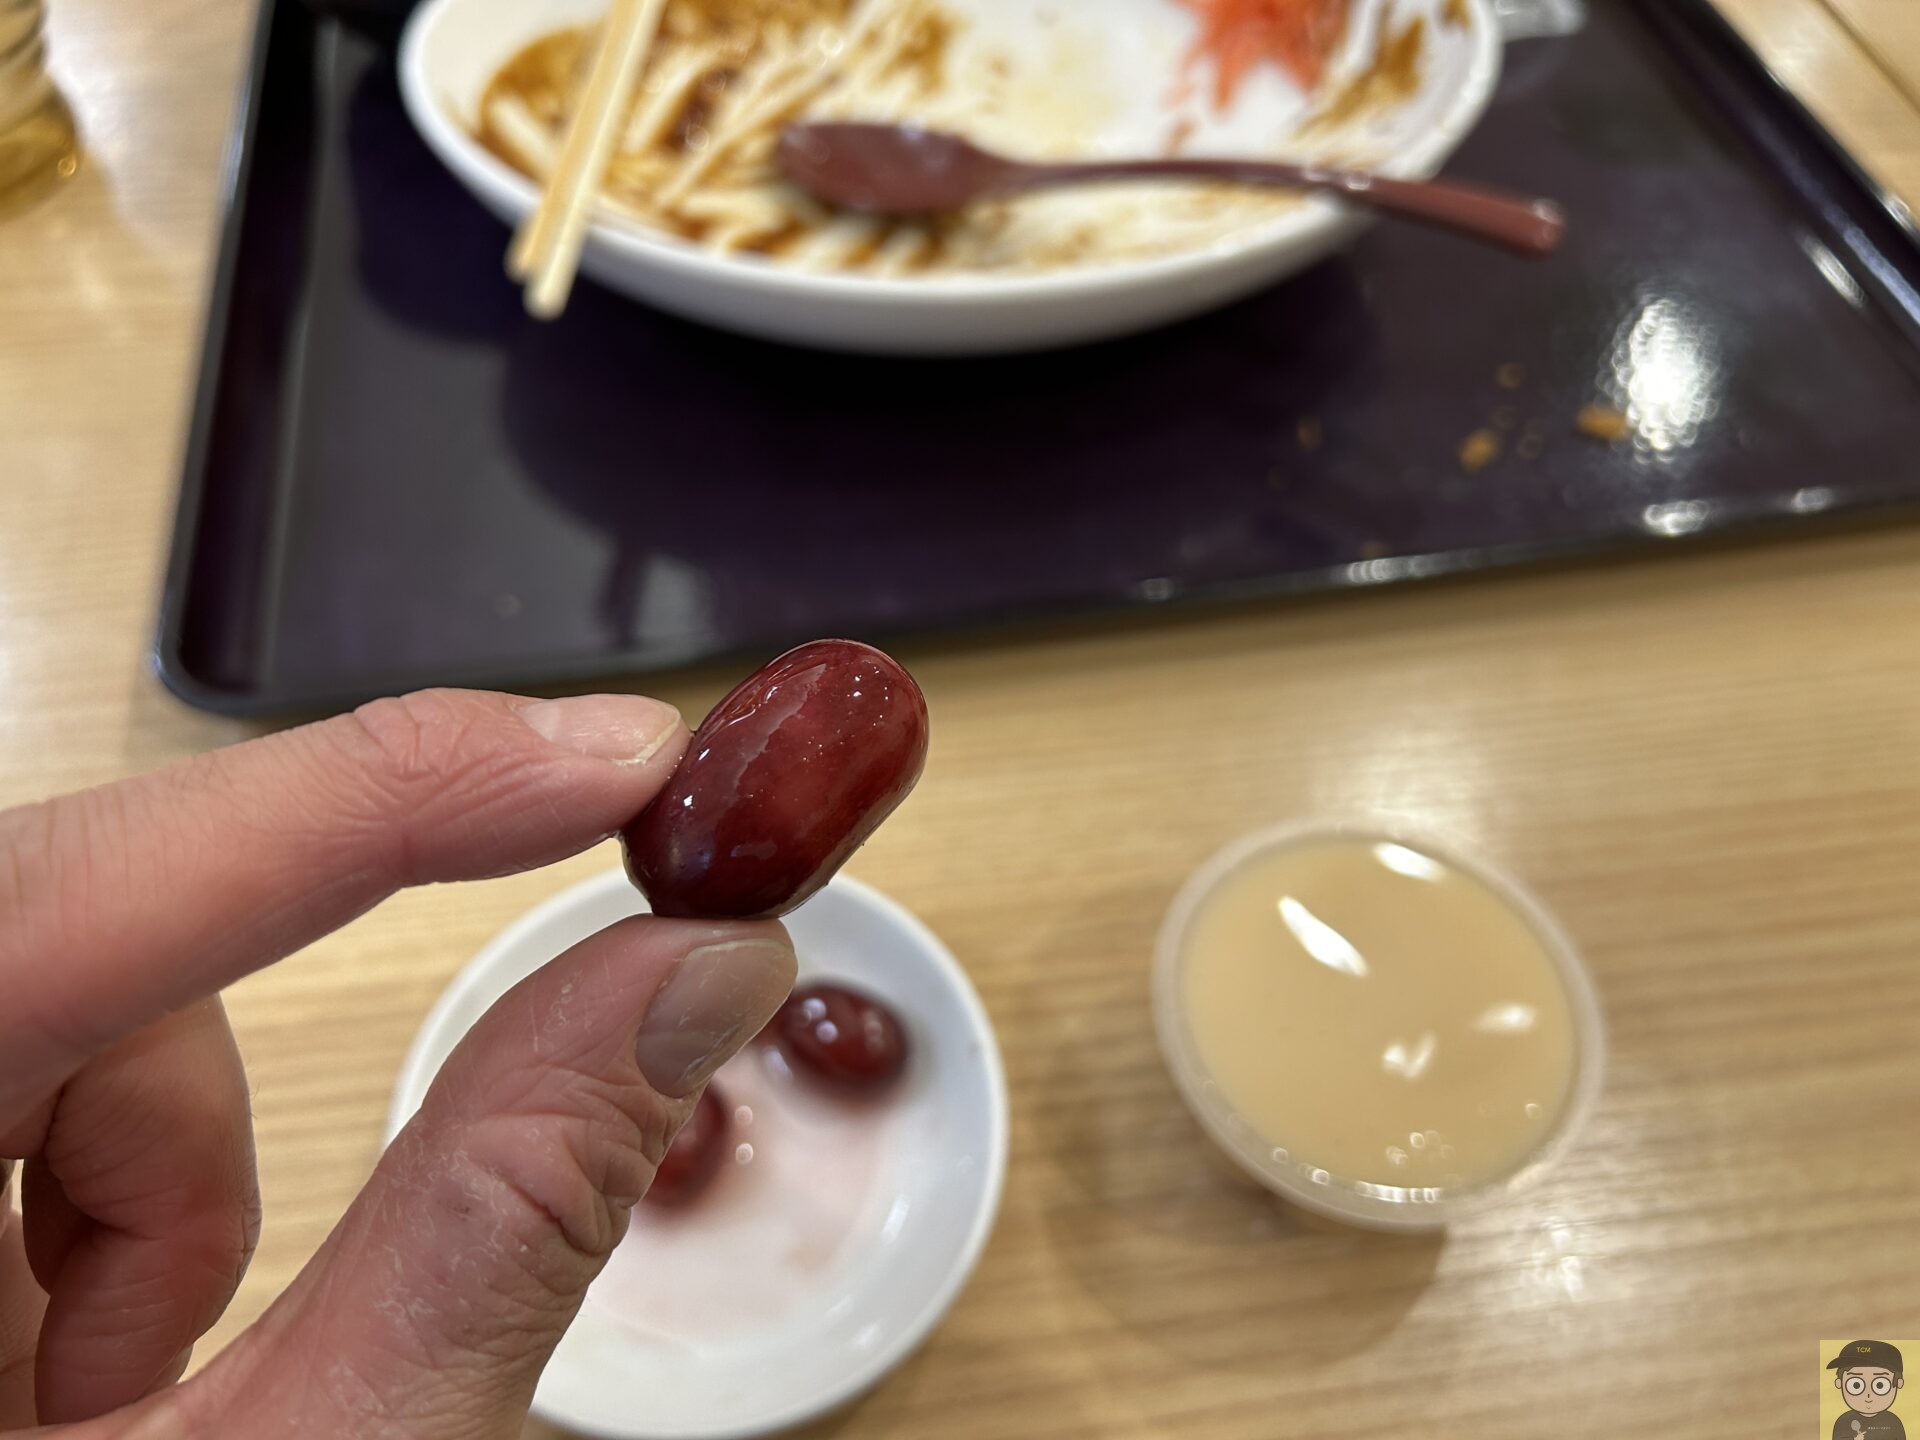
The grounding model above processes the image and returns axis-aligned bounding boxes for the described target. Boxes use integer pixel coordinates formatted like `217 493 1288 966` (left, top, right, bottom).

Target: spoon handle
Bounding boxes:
1003 159 1567 257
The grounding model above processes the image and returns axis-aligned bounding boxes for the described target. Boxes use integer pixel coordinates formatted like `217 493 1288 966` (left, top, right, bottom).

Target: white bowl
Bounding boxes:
1152 820 1605 1233
388 870 1008 1440
398 0 1502 353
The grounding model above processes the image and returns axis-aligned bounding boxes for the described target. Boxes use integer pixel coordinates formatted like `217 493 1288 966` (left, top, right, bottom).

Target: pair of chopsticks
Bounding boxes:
508 0 667 318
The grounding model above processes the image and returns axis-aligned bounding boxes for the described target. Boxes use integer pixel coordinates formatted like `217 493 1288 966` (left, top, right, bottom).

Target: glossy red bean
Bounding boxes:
644 1083 731 1209
622 640 929 919
773 983 909 1089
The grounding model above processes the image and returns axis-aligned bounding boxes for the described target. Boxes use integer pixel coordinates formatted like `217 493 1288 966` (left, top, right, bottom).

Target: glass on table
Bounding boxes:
0 0 76 215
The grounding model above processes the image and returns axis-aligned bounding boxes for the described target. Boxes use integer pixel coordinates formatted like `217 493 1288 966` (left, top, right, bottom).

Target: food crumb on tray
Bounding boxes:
1576 404 1632 442
1459 428 1502 473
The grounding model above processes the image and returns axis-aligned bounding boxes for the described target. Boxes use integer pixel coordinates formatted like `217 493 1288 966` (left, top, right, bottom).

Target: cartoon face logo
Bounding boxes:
1841 1367 1904 1417
1831 1341 1905 1426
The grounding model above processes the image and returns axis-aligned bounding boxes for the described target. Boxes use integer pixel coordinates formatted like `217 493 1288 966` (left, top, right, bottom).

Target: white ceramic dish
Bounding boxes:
388 870 1008 1440
1151 820 1605 1233
399 0 1502 353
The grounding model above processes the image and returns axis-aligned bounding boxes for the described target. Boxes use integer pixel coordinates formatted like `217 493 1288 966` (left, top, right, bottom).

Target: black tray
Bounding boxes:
158 0 1920 715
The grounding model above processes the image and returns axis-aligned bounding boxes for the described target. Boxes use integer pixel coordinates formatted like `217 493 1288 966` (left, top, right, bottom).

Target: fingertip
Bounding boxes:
443 914 795 1093
632 928 797 1097
319 689 688 886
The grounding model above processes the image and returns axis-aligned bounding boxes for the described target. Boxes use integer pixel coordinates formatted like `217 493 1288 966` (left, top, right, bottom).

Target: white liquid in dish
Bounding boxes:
1178 838 1578 1194
589 1043 900 1344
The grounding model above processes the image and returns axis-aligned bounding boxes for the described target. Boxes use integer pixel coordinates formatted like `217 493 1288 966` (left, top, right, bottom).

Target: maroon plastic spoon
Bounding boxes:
778 122 1567 257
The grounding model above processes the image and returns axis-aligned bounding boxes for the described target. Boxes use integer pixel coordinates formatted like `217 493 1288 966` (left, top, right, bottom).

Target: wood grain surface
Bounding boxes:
3 3 1919 1436
1811 0 1920 113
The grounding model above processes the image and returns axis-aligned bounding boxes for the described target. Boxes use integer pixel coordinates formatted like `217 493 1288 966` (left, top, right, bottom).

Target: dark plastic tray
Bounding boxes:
158 0 1920 714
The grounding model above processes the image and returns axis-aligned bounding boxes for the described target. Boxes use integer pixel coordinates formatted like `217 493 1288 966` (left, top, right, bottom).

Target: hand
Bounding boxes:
0 690 797 1437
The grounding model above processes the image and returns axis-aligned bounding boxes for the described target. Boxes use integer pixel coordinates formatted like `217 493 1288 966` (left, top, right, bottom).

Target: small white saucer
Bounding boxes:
388 870 1008 1439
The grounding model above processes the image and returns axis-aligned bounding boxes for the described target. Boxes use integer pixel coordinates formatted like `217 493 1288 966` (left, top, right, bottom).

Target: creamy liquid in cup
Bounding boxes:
1173 835 1581 1203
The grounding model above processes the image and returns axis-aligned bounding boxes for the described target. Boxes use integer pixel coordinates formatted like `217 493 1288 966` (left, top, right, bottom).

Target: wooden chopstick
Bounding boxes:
508 0 667 318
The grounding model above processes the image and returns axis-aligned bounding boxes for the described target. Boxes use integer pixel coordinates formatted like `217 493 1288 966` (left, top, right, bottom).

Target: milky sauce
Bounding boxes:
589 1042 899 1344
1177 838 1577 1197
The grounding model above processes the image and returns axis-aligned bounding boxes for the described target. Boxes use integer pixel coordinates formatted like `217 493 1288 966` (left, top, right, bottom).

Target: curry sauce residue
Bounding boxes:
884 7 955 90
1300 13 1425 134
476 0 960 273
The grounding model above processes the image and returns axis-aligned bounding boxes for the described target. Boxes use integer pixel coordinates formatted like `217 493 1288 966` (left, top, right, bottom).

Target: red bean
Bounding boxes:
774 983 909 1089
623 640 929 919
644 1083 731 1208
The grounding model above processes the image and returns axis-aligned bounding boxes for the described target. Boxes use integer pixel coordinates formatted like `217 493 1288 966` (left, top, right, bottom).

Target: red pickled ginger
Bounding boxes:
1176 0 1354 107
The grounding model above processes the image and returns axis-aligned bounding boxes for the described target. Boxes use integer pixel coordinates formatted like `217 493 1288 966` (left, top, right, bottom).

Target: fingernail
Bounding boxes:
634 935 797 1096
520 695 681 765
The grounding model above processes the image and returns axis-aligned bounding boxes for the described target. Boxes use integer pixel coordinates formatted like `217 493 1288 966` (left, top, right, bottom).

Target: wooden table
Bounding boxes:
4 4 1919 1435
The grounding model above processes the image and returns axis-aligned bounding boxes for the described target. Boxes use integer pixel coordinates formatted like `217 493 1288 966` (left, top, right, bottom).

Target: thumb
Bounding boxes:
174 914 795 1439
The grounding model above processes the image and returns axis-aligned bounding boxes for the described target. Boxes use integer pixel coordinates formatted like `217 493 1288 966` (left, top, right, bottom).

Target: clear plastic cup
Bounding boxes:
1152 820 1606 1233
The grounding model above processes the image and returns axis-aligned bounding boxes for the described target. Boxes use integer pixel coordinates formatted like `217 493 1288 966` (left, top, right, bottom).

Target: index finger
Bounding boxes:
0 689 686 1115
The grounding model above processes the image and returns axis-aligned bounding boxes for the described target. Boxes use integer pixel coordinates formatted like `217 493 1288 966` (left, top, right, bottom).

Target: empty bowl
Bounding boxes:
399 0 1502 352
